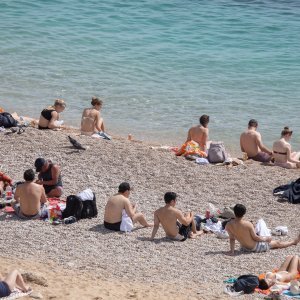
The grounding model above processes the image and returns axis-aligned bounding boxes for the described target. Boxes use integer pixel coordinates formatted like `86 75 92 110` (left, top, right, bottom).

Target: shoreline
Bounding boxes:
0 126 299 299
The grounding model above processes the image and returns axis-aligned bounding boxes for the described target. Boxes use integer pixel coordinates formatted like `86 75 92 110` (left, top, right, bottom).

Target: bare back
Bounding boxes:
104 194 129 223
240 130 261 157
155 206 182 238
14 182 46 215
273 138 290 163
226 219 257 249
187 125 208 149
81 108 100 133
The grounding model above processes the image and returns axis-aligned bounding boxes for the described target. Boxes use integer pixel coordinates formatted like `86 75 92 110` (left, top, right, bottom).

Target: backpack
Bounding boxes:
62 195 83 220
233 275 259 294
0 112 18 128
81 193 98 219
208 142 227 163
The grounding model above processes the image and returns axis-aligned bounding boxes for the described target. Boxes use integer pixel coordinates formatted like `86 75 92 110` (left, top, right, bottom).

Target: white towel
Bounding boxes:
120 209 133 232
255 218 271 237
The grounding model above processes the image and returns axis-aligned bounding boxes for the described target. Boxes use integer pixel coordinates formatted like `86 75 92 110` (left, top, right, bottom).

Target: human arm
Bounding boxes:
124 199 136 219
150 212 160 240
94 111 102 132
185 128 192 143
40 187 47 204
47 111 61 129
240 135 245 152
256 133 272 155
13 187 20 203
199 128 209 151
249 223 272 242
177 210 193 226
225 223 236 255
286 146 300 164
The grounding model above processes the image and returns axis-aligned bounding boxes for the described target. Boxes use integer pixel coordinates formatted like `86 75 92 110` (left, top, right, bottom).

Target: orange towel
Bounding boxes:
176 140 207 157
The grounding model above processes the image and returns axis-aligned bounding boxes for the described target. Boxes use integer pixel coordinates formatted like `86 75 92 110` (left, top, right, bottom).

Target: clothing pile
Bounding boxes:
273 178 300 204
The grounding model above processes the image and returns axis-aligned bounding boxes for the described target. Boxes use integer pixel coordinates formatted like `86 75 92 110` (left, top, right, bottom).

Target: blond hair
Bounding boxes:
47 99 66 110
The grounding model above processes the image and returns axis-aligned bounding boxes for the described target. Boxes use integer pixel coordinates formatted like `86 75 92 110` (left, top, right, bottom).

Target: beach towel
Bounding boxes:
175 140 207 158
120 209 133 232
255 218 271 237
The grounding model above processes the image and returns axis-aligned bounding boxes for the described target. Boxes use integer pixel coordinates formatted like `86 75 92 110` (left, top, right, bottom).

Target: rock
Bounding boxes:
30 291 43 299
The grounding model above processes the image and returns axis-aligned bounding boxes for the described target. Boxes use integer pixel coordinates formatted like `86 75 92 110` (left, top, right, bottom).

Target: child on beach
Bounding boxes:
38 99 66 130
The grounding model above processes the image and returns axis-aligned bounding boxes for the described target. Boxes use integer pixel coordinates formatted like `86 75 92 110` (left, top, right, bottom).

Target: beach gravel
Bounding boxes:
0 127 299 299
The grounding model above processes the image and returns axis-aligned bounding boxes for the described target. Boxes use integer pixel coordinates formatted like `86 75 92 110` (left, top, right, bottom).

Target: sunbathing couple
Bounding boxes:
241 119 300 168
12 158 63 219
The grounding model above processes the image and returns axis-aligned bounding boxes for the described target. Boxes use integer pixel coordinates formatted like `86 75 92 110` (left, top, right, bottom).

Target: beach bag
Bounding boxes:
233 275 259 294
208 142 227 163
0 112 18 128
120 209 134 232
62 195 83 220
80 192 98 219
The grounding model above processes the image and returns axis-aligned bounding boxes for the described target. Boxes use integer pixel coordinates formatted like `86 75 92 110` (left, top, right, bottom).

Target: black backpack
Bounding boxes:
62 195 83 220
233 275 259 294
81 193 98 219
0 112 18 128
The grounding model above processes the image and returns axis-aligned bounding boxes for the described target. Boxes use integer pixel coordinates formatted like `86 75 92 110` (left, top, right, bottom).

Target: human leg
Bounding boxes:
189 218 203 239
286 255 299 278
278 255 294 271
4 270 29 293
270 234 300 249
291 152 300 161
132 212 153 227
47 186 63 197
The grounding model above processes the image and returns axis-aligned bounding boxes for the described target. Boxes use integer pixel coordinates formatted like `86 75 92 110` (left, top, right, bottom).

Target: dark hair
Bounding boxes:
118 182 130 193
24 169 35 181
248 119 258 128
91 96 103 107
281 126 293 137
199 115 209 127
258 279 269 290
233 204 246 218
164 192 177 204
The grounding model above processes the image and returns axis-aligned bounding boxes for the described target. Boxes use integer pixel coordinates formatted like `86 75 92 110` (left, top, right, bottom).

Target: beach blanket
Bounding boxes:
175 140 207 158
0 288 32 300
273 178 300 204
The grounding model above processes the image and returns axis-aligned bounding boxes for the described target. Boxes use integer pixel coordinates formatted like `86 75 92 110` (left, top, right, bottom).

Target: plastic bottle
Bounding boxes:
5 186 12 200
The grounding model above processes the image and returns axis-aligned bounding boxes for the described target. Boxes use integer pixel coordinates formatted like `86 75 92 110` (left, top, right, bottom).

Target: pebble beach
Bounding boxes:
0 126 299 299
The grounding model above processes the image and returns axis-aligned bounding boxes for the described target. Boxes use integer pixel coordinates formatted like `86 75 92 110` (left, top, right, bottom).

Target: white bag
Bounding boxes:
77 188 94 201
120 209 133 232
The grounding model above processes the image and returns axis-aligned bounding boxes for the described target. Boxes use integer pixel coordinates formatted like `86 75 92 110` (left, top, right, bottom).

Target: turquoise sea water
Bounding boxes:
0 0 300 150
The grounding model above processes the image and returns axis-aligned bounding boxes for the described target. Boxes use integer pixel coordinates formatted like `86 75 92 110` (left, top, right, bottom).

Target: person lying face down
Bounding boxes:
104 182 153 231
34 158 63 197
150 192 203 241
225 204 300 255
38 99 66 130
258 255 300 290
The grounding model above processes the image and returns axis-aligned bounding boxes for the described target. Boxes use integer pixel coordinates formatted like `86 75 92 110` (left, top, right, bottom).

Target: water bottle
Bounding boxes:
5 186 12 200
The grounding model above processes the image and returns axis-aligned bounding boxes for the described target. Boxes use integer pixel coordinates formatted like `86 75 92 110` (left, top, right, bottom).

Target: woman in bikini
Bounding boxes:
273 127 300 169
38 99 66 130
258 255 300 290
81 97 110 139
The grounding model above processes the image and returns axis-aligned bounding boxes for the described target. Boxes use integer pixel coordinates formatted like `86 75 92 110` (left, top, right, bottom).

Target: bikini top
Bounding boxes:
273 150 287 155
41 109 55 121
265 271 289 282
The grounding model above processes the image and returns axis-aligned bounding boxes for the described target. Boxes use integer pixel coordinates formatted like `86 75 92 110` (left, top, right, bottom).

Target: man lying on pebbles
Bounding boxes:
151 192 203 241
225 204 300 255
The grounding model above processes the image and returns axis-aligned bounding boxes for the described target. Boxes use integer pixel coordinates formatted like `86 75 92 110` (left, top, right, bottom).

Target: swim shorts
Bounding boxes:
0 281 11 297
104 221 121 231
13 204 41 220
250 152 272 163
241 241 270 253
177 221 192 241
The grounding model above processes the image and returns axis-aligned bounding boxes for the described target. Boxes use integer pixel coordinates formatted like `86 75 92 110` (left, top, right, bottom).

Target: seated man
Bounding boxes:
12 169 47 219
34 158 63 197
104 182 153 231
150 192 203 241
240 119 272 162
225 204 299 255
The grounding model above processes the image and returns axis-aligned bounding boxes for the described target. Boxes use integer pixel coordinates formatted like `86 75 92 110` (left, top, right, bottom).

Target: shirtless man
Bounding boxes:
81 97 110 139
12 169 47 219
104 182 153 231
240 119 272 162
151 192 203 241
35 158 63 197
225 204 299 255
186 114 210 151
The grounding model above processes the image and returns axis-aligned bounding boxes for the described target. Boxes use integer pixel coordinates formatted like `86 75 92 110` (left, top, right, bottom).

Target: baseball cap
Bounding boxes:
34 158 46 172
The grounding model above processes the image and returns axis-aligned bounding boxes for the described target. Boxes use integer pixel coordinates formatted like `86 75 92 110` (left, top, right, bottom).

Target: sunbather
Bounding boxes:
273 126 300 169
225 204 300 255
81 97 110 139
104 182 153 231
12 169 47 219
0 269 30 297
258 255 300 290
35 158 63 197
38 99 66 130
150 192 203 241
